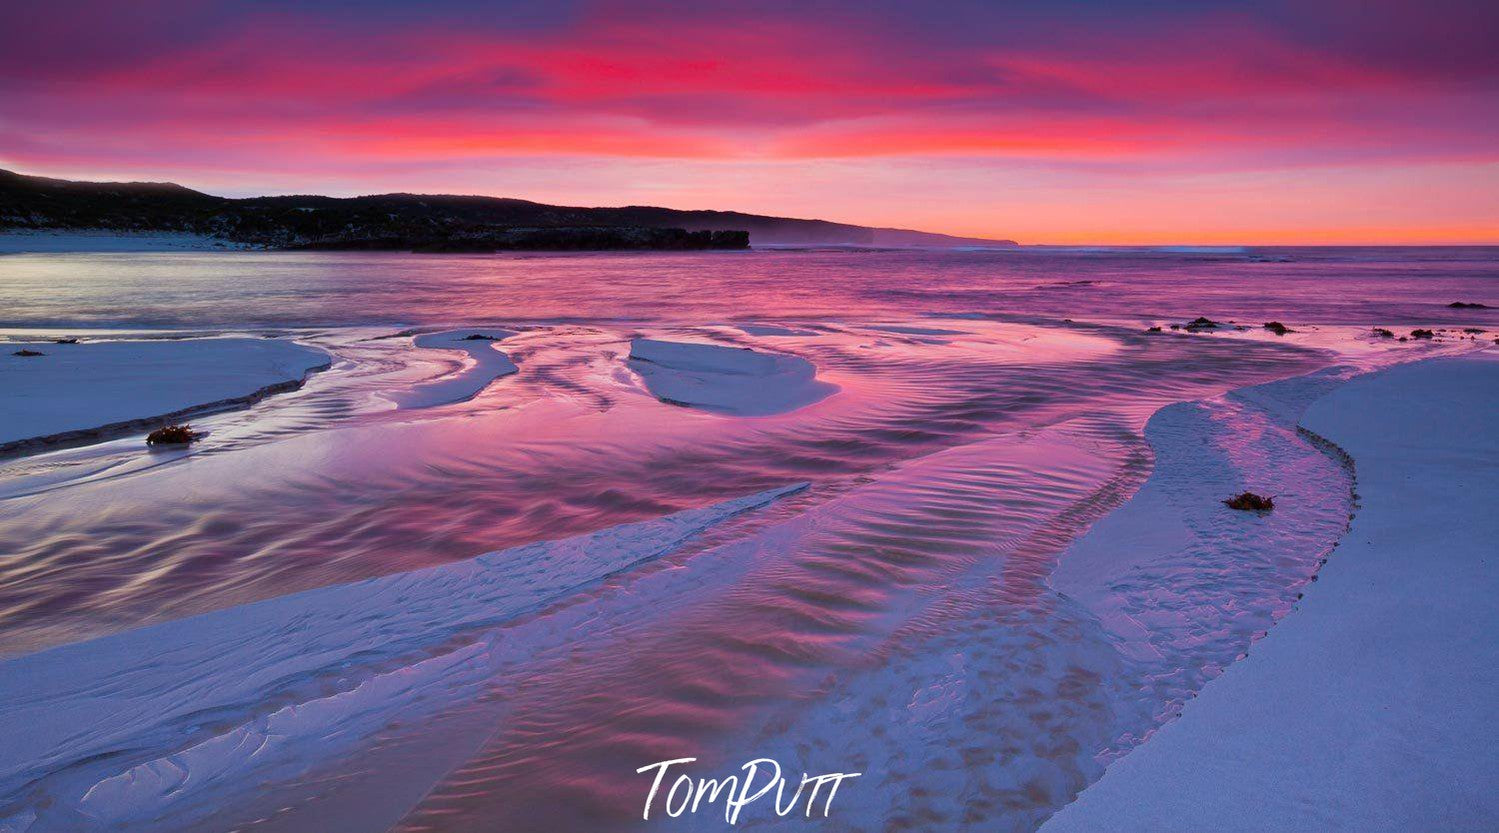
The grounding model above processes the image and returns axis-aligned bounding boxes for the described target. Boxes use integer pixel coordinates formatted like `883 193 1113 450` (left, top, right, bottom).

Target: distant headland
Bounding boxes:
0 169 1018 252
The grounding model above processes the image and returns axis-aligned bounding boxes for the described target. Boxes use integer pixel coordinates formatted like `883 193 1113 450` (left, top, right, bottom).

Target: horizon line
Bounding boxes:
7 164 1497 248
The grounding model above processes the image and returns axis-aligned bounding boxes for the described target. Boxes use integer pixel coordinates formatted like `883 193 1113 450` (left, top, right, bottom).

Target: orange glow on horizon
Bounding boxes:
3 1 1496 244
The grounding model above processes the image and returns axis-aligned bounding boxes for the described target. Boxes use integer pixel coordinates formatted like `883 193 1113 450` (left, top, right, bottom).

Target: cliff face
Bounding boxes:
0 168 1016 249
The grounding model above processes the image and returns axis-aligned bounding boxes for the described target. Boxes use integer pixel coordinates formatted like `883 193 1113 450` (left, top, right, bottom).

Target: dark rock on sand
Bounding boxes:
1410 329 1435 339
1263 321 1292 335
1224 492 1275 511
1448 301 1490 309
146 424 201 446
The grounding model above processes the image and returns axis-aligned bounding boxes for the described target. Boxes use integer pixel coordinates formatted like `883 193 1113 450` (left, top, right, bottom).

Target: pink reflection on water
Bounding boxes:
0 246 1487 831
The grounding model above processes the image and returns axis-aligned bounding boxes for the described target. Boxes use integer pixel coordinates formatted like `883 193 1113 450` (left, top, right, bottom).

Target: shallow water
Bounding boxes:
0 247 1494 831
2 246 1497 330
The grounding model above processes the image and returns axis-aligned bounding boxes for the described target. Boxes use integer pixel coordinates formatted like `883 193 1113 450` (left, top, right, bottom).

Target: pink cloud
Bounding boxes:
1 0 1495 241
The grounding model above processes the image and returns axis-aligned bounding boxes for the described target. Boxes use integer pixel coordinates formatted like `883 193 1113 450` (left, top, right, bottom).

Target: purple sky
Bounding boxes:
3 0 1496 242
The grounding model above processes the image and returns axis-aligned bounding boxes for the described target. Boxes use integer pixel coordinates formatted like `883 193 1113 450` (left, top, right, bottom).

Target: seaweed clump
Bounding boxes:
1224 492 1275 511
460 333 500 341
1410 329 1435 339
1183 316 1220 331
146 424 201 446
1263 321 1292 335
1146 325 1163 333
1372 327 1395 338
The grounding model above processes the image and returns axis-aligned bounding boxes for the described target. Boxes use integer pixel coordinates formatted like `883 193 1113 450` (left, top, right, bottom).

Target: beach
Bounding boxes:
7 0 1497 824
1042 351 1499 832
1 336 329 456
0 246 1493 831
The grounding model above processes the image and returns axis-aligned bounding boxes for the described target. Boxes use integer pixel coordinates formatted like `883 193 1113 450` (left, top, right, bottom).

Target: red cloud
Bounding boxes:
1 0 1494 241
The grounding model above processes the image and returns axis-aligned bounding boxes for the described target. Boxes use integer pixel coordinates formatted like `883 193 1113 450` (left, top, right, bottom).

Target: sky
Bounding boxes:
2 0 1497 244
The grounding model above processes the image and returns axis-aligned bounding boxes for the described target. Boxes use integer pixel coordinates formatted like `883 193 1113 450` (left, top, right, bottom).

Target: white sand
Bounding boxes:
389 328 519 409
1042 352 1499 833
0 337 330 454
628 337 837 416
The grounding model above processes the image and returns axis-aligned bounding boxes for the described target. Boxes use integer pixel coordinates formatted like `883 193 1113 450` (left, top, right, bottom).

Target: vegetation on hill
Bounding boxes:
0 168 1016 250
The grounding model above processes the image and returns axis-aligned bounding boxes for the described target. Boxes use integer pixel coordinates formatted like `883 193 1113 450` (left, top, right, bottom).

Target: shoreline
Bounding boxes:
390 328 520 409
1041 350 1499 832
0 485 809 830
0 337 331 458
0 229 245 253
0 321 1489 829
0 341 1346 828
0 227 750 254
0 372 328 460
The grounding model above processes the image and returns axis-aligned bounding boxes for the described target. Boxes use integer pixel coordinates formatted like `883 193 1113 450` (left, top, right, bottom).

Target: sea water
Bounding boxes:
0 246 1493 831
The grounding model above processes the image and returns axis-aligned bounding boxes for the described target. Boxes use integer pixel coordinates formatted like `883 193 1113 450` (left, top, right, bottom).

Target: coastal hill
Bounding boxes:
0 169 1017 251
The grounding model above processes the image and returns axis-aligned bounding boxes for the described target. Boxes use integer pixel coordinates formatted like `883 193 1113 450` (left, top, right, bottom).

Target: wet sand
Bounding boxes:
0 336 329 456
1042 351 1499 833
